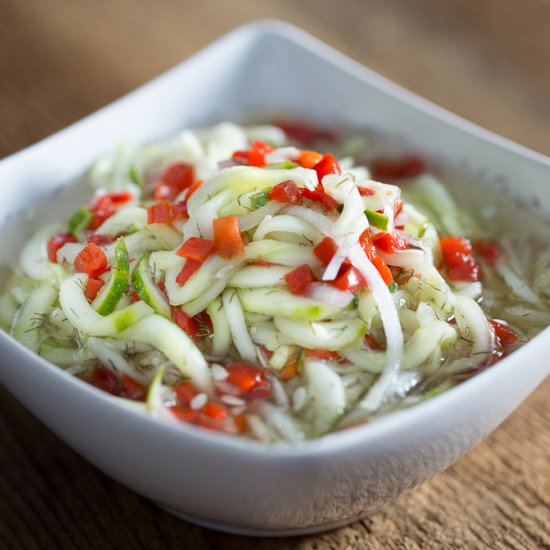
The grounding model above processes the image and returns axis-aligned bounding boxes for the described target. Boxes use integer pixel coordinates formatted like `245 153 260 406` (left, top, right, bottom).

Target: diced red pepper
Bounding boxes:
176 259 201 286
47 233 78 263
314 153 341 183
226 362 271 399
393 199 404 218
129 289 141 303
313 236 338 265
174 381 199 406
108 191 133 204
172 201 189 220
234 412 247 433
170 406 200 424
298 150 323 169
358 186 375 196
74 243 108 278
84 277 105 302
260 346 274 359
332 266 367 293
490 320 518 350
195 310 213 334
176 237 216 263
147 202 173 224
267 180 303 204
302 186 338 211
440 236 481 282
87 234 116 246
364 333 386 351
121 374 147 401
371 155 427 182
213 215 245 259
474 239 501 265
373 232 408 254
203 402 229 420
359 233 394 286
154 162 195 200
171 306 201 339
275 121 336 145
232 140 273 167
88 195 117 230
297 150 323 169
284 264 316 295
184 179 203 200
91 365 120 395
279 362 298 381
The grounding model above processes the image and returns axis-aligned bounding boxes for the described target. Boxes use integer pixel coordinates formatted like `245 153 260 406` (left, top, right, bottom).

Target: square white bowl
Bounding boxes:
1 20 549 537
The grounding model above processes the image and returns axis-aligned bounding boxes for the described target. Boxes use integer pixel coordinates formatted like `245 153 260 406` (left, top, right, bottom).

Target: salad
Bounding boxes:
1 121 548 442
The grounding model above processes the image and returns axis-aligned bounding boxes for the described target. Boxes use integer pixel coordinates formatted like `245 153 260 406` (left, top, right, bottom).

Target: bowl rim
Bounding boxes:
1 18 549 457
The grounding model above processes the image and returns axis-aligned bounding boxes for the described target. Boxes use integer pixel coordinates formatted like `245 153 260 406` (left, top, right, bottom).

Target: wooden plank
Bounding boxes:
1 1 549 548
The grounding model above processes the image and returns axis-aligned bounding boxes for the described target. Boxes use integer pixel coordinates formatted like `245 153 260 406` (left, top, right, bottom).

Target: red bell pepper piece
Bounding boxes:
284 264 316 295
313 236 338 265
171 307 201 339
176 237 216 263
232 140 273 167
174 381 199 406
154 162 195 200
373 232 408 254
147 202 173 224
267 180 303 204
332 265 367 293
314 153 341 183
84 277 105 302
226 362 271 399
440 236 481 282
474 239 501 265
359 233 394 286
301 186 338 211
47 233 78 263
213 215 245 259
297 150 323 169
371 155 427 182
275 121 336 145
121 374 147 401
176 259 202 286
74 243 108 278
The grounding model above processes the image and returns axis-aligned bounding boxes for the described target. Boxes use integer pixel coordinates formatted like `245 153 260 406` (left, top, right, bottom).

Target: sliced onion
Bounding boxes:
349 244 404 412
264 147 300 164
307 282 354 308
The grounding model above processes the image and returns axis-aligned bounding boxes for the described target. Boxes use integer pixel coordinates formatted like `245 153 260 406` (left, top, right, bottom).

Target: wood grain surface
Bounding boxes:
1 1 549 548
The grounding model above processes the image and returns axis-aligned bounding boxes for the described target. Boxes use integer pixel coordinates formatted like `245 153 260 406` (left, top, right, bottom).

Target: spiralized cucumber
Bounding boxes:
11 284 58 352
132 253 171 318
60 274 153 336
92 238 129 315
238 288 340 321
274 317 366 350
304 359 346 435
207 297 232 357
118 314 211 390
6 121 534 442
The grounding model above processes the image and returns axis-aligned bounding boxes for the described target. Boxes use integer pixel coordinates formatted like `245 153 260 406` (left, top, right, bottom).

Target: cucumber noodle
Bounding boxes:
2 121 548 443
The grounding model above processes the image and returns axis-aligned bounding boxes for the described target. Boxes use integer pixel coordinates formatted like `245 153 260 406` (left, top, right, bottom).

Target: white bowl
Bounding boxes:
1 20 549 537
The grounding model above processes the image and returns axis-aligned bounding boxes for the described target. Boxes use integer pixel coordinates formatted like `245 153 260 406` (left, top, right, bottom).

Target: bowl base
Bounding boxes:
156 503 374 537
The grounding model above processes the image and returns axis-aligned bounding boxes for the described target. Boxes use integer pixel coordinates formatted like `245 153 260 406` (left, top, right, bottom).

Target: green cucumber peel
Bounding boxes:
92 237 129 315
365 209 389 231
131 253 171 318
68 206 92 234
264 161 298 170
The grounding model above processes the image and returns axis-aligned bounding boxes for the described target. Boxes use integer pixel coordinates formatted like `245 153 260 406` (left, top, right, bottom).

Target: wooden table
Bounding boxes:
1 1 549 548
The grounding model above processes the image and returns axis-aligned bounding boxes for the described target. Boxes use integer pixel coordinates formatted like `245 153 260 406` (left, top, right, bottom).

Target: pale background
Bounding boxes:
1 1 549 548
